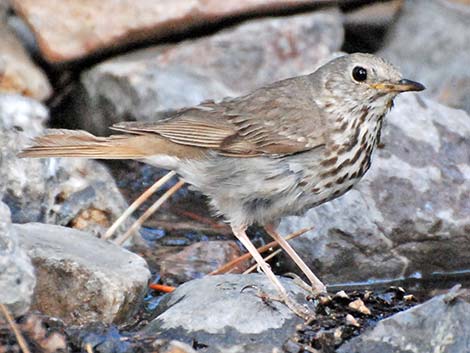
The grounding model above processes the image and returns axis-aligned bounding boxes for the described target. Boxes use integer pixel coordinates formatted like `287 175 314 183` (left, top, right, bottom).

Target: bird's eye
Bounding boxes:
352 66 367 82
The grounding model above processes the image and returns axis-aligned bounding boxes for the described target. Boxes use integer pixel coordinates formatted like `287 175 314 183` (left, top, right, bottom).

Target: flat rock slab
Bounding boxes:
11 0 323 63
141 274 311 353
14 223 150 325
280 94 470 285
0 202 35 316
338 287 470 353
79 9 342 134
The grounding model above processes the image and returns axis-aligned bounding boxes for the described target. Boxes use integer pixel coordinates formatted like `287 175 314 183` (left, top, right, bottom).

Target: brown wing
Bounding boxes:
112 76 327 157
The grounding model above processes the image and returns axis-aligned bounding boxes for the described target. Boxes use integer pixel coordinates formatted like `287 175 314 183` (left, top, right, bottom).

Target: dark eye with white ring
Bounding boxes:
352 66 368 82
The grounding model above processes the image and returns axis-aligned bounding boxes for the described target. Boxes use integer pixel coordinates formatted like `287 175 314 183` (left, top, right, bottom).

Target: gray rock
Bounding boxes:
141 274 311 353
0 94 132 238
78 9 343 134
0 201 35 316
14 222 150 325
337 287 470 353
279 94 470 285
380 0 470 113
0 15 52 101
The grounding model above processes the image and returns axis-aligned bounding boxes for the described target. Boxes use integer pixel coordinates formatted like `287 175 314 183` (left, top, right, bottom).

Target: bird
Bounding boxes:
19 53 425 319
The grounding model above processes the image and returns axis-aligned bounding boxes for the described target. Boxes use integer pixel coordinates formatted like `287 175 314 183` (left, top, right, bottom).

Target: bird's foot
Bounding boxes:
285 272 327 297
241 284 314 321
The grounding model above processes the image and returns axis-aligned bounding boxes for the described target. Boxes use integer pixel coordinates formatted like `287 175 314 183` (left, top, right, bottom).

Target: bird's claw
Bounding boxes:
241 283 314 321
284 272 327 297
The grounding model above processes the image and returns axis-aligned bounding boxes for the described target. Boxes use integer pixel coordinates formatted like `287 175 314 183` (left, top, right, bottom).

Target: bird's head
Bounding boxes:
314 53 425 114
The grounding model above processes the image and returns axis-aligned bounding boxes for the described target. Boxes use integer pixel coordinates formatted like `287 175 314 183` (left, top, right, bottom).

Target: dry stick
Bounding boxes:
243 248 283 274
209 226 313 275
115 179 186 245
0 304 31 353
104 170 177 240
149 283 176 293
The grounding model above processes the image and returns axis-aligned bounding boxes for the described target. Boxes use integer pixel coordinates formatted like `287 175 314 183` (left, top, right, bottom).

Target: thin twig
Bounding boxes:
149 283 176 293
209 227 313 275
171 207 229 230
243 248 283 274
104 170 177 240
114 179 185 245
0 304 31 353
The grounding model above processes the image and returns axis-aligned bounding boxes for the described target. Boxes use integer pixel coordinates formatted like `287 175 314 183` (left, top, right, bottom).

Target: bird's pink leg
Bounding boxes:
264 224 326 294
232 225 313 319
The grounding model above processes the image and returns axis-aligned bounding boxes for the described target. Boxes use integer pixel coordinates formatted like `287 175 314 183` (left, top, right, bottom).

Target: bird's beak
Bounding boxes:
370 79 426 93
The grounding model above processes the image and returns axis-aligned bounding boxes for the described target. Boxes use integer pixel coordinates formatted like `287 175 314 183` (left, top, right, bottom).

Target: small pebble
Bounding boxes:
404 294 416 301
348 298 372 315
334 327 343 341
345 314 360 327
334 290 350 299
363 290 372 301
318 294 332 305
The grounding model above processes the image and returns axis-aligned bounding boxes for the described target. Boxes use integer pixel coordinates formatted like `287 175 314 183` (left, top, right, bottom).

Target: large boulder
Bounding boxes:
280 94 470 285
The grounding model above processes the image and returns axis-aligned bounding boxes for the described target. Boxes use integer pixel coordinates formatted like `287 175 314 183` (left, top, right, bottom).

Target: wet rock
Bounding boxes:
159 240 247 285
280 94 470 285
140 274 311 353
14 222 151 325
380 0 470 112
0 17 52 101
11 0 326 63
0 94 132 238
78 9 343 134
337 288 470 353
0 201 36 316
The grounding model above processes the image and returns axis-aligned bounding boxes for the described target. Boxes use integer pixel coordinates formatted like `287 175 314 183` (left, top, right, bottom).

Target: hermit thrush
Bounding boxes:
19 53 425 319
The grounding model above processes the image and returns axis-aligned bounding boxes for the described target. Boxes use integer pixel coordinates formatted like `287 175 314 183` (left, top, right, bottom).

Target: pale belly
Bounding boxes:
142 135 375 227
